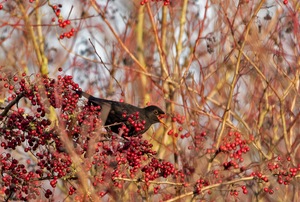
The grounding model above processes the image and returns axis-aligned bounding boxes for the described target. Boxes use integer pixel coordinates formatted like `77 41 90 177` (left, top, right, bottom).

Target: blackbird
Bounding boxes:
76 91 165 136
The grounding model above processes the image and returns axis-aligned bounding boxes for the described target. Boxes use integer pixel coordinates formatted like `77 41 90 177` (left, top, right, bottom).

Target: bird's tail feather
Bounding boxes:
75 90 91 100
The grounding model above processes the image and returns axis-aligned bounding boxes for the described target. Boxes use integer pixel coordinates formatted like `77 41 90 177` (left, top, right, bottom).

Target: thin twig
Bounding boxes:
88 38 124 96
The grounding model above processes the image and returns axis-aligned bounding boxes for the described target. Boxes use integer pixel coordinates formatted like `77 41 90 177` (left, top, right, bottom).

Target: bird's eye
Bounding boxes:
154 110 159 115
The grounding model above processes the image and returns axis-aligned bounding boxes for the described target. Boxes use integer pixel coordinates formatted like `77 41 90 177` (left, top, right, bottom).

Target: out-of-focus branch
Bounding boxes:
91 2 147 73
175 0 188 66
57 121 98 201
17 1 48 75
215 0 266 152
145 3 169 77
241 50 292 154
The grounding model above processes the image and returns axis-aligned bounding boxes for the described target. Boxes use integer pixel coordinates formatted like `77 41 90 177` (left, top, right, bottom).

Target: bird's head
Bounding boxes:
144 105 166 125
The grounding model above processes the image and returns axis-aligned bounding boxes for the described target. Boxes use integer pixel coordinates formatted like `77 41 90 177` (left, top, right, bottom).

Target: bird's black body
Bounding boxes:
76 91 165 136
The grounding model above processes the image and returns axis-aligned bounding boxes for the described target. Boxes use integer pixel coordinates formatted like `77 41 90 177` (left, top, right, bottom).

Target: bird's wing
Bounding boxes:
98 102 111 125
77 91 112 124
88 97 113 125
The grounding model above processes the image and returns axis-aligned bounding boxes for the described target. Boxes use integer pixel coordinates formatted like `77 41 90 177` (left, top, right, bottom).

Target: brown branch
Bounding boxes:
0 92 25 117
113 177 185 186
166 176 255 202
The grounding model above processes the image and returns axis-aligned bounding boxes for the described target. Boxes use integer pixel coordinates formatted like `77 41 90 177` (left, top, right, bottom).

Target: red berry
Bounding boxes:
167 129 173 135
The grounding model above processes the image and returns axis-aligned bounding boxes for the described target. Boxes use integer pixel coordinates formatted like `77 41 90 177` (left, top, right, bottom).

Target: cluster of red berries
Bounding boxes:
167 113 187 138
267 156 300 186
218 132 251 169
49 3 75 39
59 28 75 39
75 105 102 135
56 18 75 39
191 132 253 197
0 72 83 200
51 4 62 18
250 171 269 183
92 135 185 194
229 185 248 196
194 178 210 194
122 111 146 135
242 155 300 197
0 73 101 200
144 157 184 190
1 153 39 201
187 131 206 151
